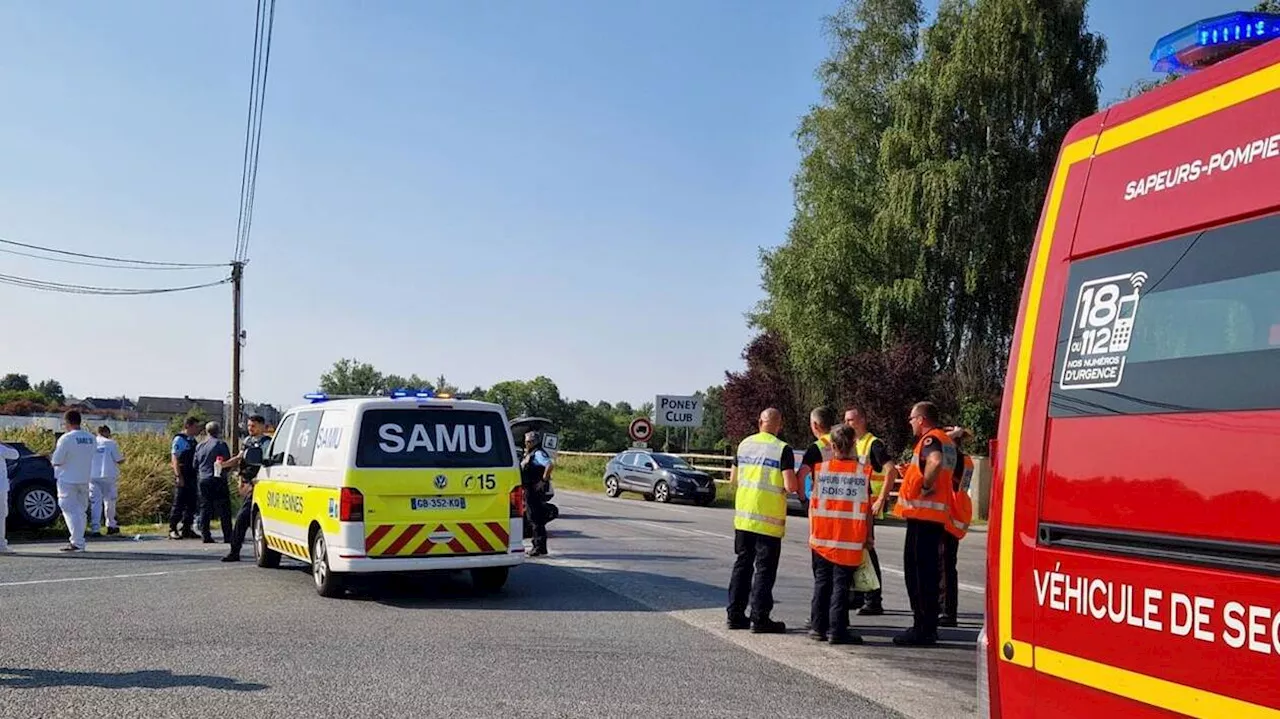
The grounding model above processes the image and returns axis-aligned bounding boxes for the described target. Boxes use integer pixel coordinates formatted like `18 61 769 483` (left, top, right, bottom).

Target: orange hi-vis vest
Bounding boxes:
808 457 871 567
893 428 955 525
947 453 975 539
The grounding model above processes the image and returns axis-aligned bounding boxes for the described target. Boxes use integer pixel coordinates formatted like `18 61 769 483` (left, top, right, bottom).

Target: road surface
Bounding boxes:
0 490 984 718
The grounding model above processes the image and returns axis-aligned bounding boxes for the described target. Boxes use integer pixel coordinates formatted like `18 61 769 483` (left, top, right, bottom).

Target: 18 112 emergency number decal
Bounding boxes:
1059 271 1147 390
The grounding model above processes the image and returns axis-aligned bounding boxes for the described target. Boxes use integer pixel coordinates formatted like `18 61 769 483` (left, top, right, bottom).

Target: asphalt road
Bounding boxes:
0 490 984 719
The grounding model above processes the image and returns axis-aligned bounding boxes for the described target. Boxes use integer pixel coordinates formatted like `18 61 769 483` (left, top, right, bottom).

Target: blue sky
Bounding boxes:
0 0 1250 410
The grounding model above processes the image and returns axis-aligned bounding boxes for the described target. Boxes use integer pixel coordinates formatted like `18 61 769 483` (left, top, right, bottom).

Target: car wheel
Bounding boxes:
654 480 671 503
471 566 509 593
604 475 621 497
253 512 281 569
14 483 59 527
311 530 345 598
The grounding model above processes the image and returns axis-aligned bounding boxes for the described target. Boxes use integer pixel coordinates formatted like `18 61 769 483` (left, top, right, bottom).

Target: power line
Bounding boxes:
0 272 231 296
0 245 227 271
0 237 228 269
234 0 277 264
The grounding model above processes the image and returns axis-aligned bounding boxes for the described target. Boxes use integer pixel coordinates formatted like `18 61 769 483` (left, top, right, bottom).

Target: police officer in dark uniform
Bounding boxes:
168 416 202 540
220 414 270 562
520 431 553 557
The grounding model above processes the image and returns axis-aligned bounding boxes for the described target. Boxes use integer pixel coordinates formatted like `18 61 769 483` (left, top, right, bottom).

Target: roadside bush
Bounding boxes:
0 427 182 526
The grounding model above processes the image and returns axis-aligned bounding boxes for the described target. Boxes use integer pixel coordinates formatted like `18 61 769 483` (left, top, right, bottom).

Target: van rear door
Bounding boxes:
351 405 518 558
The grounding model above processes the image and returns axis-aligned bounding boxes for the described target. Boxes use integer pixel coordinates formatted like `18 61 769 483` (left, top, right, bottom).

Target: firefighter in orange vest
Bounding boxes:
807 423 870 645
892 401 956 646
939 425 974 627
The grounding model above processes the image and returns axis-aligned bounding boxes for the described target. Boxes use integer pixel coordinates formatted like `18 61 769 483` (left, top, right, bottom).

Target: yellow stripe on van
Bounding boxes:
997 58 1280 717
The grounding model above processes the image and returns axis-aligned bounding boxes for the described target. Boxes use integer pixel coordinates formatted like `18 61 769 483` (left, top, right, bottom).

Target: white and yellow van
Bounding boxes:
243 391 525 597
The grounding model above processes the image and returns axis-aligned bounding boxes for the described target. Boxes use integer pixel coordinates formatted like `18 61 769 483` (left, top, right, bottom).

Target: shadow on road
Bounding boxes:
0 667 268 692
336 561 725 614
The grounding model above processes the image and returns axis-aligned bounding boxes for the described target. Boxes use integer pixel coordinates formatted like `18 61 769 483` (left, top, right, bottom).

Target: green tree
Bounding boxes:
754 0 925 398
166 405 210 436
319 359 385 395
1 373 31 392
1256 0 1280 13
33 379 65 406
873 0 1105 391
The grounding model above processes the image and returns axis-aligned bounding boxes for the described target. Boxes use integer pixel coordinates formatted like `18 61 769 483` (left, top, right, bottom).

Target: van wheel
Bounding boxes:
311 531 346 598
604 475 621 497
471 566 509 593
253 512 280 569
653 480 671 503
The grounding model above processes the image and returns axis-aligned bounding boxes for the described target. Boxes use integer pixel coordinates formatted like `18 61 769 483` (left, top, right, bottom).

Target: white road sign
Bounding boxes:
654 395 703 428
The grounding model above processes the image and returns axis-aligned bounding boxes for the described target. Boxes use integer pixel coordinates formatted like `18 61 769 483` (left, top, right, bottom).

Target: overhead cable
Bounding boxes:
234 0 277 263
0 272 232 296
0 237 228 269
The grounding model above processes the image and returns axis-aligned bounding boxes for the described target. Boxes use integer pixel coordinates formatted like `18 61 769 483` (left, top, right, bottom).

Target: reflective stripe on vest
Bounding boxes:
856 432 887 519
734 433 788 538
892 428 955 525
808 458 869 566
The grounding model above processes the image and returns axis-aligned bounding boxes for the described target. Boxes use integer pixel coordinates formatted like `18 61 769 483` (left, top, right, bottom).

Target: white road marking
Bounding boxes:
0 566 230 588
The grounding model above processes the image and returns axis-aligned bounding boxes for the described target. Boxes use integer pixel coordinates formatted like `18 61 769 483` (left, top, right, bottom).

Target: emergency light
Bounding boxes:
388 388 436 399
1151 11 1280 73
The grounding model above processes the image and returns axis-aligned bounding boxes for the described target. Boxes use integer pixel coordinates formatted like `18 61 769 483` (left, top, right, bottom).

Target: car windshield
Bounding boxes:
652 454 692 469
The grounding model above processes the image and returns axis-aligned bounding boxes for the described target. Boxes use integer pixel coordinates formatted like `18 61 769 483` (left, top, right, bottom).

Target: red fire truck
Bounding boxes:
982 11 1280 717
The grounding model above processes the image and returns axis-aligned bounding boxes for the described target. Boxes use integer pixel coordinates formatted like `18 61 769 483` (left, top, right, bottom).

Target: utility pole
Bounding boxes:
231 261 245 454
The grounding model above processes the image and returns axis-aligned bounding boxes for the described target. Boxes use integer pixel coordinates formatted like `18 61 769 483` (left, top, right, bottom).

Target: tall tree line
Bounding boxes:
734 0 1108 452
318 358 727 454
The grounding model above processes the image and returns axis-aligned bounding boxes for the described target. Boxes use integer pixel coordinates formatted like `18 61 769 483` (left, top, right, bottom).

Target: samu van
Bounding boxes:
982 13 1280 718
243 392 525 598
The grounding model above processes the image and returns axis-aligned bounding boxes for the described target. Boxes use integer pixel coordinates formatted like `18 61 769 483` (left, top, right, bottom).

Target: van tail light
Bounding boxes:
509 486 525 518
339 487 364 522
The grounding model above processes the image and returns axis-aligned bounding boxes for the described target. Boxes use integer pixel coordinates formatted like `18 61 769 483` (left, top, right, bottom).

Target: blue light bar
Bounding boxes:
304 392 329 403
389 388 435 399
1151 11 1280 73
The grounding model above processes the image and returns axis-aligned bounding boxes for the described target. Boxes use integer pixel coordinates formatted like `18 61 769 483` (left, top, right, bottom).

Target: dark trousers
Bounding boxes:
939 532 960 619
850 546 883 608
198 479 234 542
904 519 945 635
727 529 782 622
810 551 854 636
525 490 548 551
169 479 198 532
229 498 254 554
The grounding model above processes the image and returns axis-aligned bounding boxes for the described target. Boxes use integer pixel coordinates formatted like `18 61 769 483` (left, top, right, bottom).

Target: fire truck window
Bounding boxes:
1050 211 1280 417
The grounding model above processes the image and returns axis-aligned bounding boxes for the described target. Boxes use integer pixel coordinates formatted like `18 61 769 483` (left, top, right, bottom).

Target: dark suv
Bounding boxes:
603 449 716 505
5 442 59 529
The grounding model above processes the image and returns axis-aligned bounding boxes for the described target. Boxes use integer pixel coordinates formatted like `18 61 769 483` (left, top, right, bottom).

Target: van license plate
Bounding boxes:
411 497 467 511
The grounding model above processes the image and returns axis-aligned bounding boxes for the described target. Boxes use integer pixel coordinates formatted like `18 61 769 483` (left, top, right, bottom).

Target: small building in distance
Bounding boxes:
136 395 226 424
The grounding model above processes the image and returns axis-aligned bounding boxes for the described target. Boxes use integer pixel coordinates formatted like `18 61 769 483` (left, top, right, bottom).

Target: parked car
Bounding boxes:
4 442 59 529
603 449 716 506
785 448 809 516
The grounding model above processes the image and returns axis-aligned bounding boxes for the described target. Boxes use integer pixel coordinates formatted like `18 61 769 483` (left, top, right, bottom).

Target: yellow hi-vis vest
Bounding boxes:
856 432 887 520
734 431 788 538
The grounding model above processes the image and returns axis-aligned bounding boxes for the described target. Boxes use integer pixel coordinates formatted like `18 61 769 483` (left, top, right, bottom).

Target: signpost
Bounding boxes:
628 417 653 448
654 395 704 428
541 432 560 459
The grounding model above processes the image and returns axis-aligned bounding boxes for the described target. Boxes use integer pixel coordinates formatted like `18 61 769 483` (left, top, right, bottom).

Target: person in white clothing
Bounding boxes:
90 425 126 536
51 410 97 552
0 440 20 553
